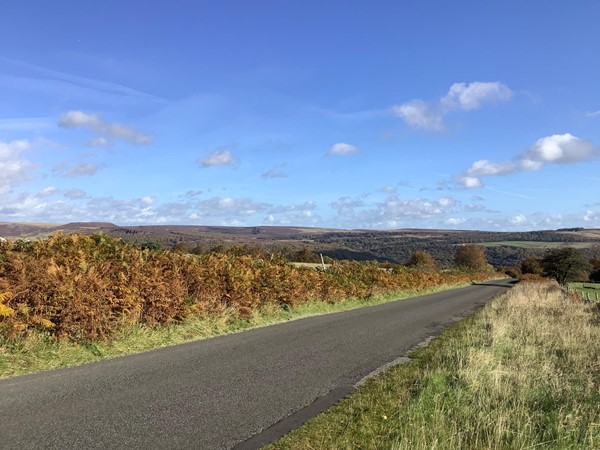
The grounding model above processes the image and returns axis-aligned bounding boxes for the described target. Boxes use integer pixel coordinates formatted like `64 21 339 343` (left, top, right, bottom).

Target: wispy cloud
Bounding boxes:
59 111 153 145
392 100 444 131
64 189 88 200
52 161 104 178
456 133 598 188
0 57 167 105
261 165 288 178
327 142 359 156
198 147 236 168
585 110 600 118
85 137 112 148
392 81 514 131
484 187 534 200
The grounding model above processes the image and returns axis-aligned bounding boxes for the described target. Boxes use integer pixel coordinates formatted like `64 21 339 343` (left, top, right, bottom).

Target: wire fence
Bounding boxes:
566 282 600 302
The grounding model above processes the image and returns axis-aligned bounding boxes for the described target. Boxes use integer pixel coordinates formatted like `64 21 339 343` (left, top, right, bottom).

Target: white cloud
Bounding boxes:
39 186 59 197
456 176 483 188
392 100 444 131
330 196 366 215
457 133 598 188
58 111 153 145
210 197 263 215
441 82 513 111
583 210 600 224
510 214 527 225
521 133 595 165
331 193 457 228
445 217 466 225
393 81 513 131
263 201 319 225
327 143 359 156
0 139 36 193
0 139 32 158
199 147 236 167
465 160 516 177
141 196 155 206
585 110 600 118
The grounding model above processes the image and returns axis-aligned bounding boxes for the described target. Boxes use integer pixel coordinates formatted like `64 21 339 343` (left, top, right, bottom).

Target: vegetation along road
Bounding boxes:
1 279 514 450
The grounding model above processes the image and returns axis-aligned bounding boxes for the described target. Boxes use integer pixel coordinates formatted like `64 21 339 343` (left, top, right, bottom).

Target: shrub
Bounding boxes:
455 245 488 271
408 251 436 271
0 234 495 342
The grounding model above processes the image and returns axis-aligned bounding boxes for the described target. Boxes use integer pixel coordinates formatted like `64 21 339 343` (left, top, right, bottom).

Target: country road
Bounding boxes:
1 279 514 450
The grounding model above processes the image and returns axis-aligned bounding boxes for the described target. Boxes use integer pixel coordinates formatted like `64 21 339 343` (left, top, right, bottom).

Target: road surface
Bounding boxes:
1 279 514 449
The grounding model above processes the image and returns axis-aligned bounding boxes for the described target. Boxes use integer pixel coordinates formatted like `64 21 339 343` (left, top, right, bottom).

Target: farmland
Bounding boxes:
481 240 596 249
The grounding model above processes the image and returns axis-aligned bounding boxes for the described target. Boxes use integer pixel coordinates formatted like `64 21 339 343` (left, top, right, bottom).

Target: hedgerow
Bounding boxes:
0 234 494 342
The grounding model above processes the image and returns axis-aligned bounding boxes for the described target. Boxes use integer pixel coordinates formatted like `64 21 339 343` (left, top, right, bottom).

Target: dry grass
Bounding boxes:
269 282 600 449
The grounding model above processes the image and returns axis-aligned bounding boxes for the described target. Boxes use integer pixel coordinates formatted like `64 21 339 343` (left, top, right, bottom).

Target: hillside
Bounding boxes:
2 222 599 267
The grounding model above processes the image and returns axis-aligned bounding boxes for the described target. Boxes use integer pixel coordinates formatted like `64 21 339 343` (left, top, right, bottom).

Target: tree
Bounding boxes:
520 256 543 275
455 245 488 271
140 241 162 251
541 248 591 285
589 255 600 282
409 250 436 271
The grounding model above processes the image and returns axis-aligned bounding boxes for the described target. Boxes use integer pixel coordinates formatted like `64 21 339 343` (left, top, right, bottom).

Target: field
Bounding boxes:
482 240 596 249
269 282 600 449
568 282 600 301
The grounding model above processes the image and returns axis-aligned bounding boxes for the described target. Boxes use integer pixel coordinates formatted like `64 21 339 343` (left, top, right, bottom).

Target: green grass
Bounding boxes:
568 282 600 301
0 282 477 379
268 282 600 450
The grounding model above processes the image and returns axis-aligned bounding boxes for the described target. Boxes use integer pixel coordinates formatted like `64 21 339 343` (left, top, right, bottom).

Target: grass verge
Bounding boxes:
268 282 600 450
0 282 479 379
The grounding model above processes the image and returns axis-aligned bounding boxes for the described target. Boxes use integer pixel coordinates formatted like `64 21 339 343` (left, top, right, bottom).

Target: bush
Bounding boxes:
0 234 495 342
408 250 436 271
455 245 488 271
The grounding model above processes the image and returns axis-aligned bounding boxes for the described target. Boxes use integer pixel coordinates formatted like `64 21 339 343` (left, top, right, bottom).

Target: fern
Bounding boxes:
0 291 14 317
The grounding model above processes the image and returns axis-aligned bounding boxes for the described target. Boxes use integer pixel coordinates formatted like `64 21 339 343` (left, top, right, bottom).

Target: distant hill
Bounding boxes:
1 222 599 267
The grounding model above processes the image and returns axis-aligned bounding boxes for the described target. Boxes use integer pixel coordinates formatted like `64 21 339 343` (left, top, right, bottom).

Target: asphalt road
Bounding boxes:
1 279 514 450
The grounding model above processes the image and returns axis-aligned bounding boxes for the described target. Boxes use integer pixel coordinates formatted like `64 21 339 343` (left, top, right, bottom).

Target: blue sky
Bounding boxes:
1 0 599 230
